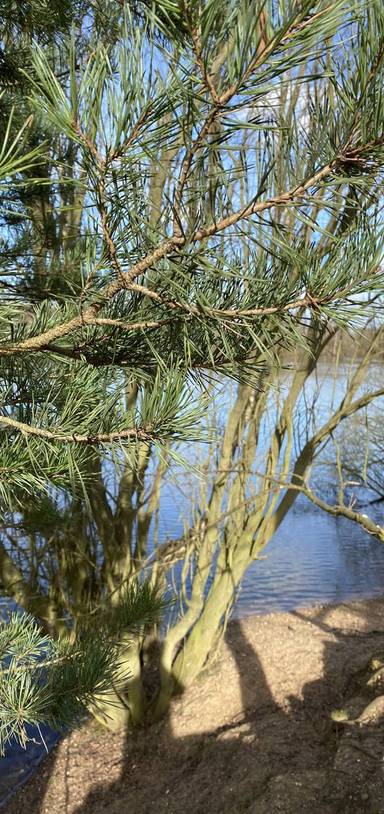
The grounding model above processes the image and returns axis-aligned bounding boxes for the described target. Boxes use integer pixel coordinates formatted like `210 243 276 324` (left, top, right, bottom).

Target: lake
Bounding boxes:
156 477 384 619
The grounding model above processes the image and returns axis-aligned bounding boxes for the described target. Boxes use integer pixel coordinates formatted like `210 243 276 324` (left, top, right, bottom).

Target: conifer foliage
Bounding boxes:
1 0 384 741
0 582 166 752
1 0 384 499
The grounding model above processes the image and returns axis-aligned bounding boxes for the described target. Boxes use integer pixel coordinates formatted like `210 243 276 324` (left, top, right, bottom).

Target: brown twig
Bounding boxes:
191 27 220 104
0 414 160 445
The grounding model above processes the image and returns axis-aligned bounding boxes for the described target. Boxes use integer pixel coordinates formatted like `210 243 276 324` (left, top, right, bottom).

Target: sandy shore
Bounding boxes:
6 596 384 814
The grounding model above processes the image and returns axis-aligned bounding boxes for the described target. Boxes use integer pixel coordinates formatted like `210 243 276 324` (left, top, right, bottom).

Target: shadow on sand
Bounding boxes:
6 601 384 814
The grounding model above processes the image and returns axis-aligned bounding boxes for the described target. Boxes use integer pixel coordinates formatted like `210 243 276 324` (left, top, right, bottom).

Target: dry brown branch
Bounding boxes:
191 26 220 104
0 414 159 445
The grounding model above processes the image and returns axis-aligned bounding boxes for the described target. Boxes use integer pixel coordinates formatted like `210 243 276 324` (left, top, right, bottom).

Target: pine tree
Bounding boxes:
1 0 384 734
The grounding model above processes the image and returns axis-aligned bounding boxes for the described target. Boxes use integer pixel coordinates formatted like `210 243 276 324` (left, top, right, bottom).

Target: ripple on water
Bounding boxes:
235 505 384 616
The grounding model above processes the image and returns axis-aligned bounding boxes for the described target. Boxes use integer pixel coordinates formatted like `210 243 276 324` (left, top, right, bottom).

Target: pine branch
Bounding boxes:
2 149 382 359
0 414 159 444
0 581 167 752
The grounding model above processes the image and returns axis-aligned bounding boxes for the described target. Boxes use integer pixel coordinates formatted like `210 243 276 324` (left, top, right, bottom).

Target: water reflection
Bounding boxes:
236 501 384 616
155 480 384 618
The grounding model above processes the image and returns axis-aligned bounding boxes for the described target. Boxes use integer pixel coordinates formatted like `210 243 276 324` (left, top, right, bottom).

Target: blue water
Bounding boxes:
235 500 384 616
0 725 60 809
156 485 384 619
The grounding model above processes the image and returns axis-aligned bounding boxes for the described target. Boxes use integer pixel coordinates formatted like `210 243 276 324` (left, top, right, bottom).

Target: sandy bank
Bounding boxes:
6 596 384 814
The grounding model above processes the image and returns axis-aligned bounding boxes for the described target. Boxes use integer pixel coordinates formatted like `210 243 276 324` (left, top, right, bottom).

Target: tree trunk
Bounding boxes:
91 636 145 730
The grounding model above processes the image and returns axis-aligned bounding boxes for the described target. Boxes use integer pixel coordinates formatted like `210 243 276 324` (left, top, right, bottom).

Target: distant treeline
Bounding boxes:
283 326 384 366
